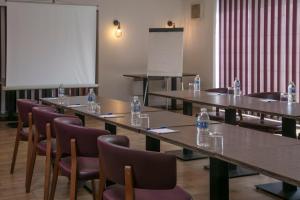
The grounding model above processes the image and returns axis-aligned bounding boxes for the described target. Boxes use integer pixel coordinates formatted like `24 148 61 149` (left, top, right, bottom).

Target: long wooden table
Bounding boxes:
41 96 300 200
149 90 300 199
123 73 196 108
148 124 300 200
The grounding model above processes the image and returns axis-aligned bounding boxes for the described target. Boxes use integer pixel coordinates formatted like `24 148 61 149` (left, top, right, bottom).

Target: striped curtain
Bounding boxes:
218 0 300 98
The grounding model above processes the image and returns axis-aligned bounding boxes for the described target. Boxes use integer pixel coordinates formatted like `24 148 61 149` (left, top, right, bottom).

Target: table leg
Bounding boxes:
75 113 85 126
6 91 18 128
256 117 300 199
143 78 149 106
225 108 258 178
146 136 160 152
105 123 117 135
171 77 177 110
166 101 207 161
210 157 229 200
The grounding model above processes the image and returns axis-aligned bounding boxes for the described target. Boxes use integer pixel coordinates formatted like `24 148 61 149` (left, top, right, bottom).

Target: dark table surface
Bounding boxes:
144 124 300 187
149 90 300 118
123 73 196 79
41 96 161 114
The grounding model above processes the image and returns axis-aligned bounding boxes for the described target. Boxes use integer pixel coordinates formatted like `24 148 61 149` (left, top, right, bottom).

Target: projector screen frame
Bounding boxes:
3 1 99 91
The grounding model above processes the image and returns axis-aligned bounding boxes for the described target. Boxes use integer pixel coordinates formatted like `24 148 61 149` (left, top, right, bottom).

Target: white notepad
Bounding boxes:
67 104 86 108
149 128 178 134
260 99 277 103
99 114 124 118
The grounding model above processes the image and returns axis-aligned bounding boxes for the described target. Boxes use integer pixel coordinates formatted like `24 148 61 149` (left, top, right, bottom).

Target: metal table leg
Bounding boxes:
75 113 85 126
224 108 258 178
166 101 207 161
171 77 177 110
146 136 160 152
105 123 117 135
256 117 300 199
210 157 229 200
143 78 149 106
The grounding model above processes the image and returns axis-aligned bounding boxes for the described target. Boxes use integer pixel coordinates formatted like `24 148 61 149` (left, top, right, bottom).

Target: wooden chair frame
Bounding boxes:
50 138 97 200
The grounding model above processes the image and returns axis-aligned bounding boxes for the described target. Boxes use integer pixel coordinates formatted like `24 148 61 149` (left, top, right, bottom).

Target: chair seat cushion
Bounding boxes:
37 139 57 157
59 157 99 181
103 184 192 200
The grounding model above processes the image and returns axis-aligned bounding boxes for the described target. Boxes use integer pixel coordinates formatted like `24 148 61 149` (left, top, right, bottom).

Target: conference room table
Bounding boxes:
149 90 300 199
41 95 300 200
123 73 196 108
41 96 218 151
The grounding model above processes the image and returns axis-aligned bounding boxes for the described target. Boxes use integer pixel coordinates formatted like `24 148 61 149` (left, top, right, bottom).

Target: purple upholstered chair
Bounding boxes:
26 106 67 200
97 135 192 200
50 117 110 200
10 99 40 174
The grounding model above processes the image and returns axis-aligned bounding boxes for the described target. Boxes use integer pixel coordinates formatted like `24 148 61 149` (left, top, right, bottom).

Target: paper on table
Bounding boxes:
67 104 86 108
260 99 277 103
99 114 124 118
149 128 178 134
206 93 226 96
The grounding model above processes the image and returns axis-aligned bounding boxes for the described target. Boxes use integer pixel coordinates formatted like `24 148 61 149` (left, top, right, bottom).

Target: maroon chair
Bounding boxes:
238 92 282 133
97 135 192 200
10 99 40 174
26 106 67 200
50 117 110 200
205 88 229 122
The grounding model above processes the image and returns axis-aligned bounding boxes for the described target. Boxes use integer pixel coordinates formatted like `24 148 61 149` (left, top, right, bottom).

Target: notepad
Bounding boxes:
149 128 178 134
260 99 277 103
67 104 86 108
206 93 226 96
99 114 124 118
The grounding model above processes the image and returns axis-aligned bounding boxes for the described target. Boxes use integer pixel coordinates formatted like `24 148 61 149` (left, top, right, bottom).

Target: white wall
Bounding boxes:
98 0 184 101
182 0 216 90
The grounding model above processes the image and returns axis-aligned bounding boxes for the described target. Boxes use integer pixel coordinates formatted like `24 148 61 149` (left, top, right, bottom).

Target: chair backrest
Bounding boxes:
32 106 63 138
54 117 109 157
17 99 39 124
205 88 228 94
247 92 281 101
97 135 177 190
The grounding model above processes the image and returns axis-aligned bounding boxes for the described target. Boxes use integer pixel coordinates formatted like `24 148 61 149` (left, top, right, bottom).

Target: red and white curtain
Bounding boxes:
218 0 300 97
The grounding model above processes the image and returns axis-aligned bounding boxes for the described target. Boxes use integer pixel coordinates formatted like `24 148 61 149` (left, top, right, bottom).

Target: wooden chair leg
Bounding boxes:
91 180 97 200
49 160 59 200
10 133 21 174
26 145 37 193
70 139 77 200
44 123 52 200
10 120 22 174
26 113 34 190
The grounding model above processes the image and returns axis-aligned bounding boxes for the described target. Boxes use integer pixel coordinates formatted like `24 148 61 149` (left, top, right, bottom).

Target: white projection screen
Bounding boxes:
6 2 97 90
147 28 184 77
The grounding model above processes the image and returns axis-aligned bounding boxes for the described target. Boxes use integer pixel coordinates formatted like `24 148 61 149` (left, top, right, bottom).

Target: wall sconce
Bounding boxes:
167 20 176 28
113 20 122 38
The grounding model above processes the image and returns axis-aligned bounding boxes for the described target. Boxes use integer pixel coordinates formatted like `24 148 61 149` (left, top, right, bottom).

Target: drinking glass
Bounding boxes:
227 87 234 95
280 92 288 102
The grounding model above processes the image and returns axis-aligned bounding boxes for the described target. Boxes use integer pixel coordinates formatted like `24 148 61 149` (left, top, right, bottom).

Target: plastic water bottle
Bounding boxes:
234 78 241 96
196 108 210 147
131 96 142 126
288 81 296 103
87 88 96 112
58 84 65 104
194 75 201 92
